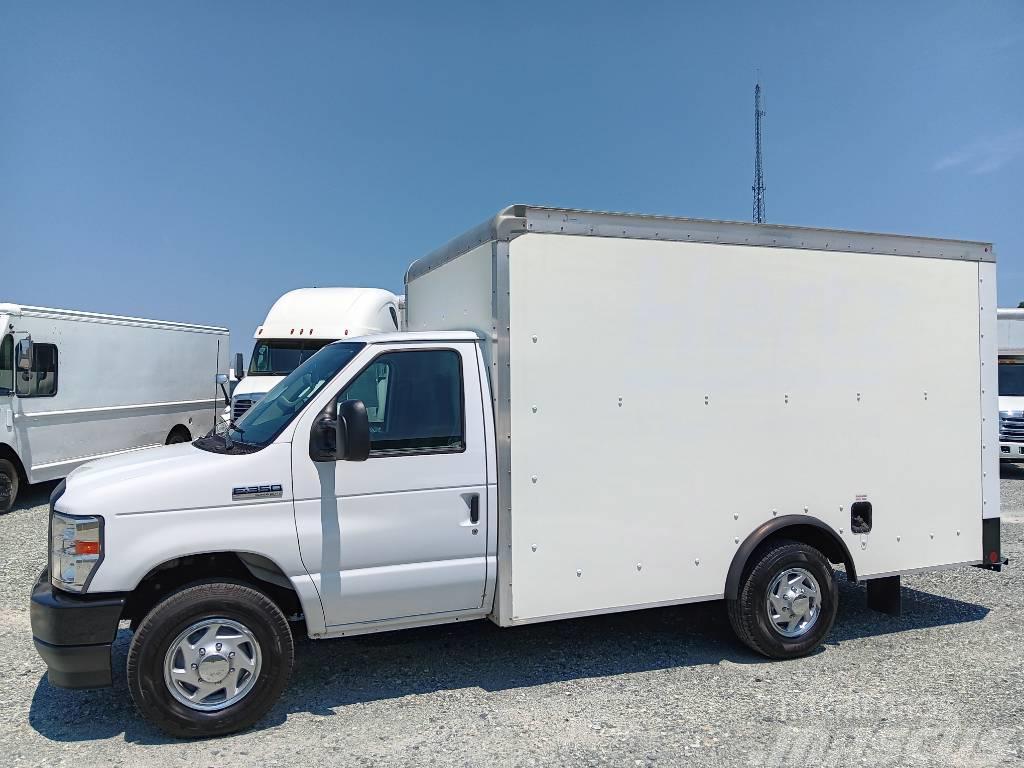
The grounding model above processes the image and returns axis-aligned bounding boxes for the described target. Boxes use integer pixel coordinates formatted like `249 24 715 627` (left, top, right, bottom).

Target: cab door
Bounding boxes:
290 342 488 628
0 335 15 502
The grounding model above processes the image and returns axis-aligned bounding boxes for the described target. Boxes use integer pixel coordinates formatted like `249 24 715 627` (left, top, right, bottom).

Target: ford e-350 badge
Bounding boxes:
232 484 283 501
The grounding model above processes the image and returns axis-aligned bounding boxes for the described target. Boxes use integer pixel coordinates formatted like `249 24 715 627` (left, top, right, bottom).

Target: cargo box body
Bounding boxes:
406 206 997 626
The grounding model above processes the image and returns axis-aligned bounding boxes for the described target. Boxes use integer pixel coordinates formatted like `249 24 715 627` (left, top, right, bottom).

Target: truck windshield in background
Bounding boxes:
998 360 1024 397
201 341 365 451
248 339 333 376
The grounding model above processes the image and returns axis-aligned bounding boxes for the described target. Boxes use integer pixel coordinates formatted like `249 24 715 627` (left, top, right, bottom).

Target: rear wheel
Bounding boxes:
127 582 294 738
727 539 837 659
0 458 19 514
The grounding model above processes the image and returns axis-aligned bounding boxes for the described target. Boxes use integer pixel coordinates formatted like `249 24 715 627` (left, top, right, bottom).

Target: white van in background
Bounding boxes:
229 288 401 421
0 303 229 512
997 308 1024 460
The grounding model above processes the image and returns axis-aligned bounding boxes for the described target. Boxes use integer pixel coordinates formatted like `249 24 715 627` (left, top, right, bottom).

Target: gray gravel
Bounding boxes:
1 477 1023 767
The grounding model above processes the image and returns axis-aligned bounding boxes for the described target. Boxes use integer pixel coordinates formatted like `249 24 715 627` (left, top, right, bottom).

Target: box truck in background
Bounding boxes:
229 288 401 420
997 308 1024 460
0 304 228 512
29 206 1001 738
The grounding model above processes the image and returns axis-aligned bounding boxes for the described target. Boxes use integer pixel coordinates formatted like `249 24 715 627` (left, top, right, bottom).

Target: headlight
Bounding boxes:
50 511 103 592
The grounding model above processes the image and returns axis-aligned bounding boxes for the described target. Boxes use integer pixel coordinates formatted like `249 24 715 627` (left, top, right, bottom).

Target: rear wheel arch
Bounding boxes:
724 515 856 600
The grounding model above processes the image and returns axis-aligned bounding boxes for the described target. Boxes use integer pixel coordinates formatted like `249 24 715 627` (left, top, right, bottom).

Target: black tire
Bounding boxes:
727 539 838 659
127 582 294 739
165 427 191 445
0 458 19 514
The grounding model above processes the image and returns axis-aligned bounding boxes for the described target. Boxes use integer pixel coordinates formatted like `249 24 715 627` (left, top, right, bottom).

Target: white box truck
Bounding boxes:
29 207 1003 738
229 288 401 421
0 304 229 512
997 308 1024 460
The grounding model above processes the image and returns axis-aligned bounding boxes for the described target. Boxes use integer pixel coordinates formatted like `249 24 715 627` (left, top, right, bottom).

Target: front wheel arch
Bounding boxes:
724 515 856 600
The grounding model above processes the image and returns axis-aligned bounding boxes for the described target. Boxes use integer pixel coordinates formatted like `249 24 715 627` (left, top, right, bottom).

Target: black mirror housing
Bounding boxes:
308 400 370 463
338 400 370 462
234 352 245 380
308 402 338 462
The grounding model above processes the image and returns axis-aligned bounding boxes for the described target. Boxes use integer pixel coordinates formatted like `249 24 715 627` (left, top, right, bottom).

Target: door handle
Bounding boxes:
469 494 480 524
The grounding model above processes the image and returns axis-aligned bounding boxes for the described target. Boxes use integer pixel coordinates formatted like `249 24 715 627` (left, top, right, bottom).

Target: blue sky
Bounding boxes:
3 2 1023 358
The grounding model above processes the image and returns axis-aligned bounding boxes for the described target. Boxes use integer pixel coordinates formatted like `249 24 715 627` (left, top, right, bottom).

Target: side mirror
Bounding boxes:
337 400 370 462
15 337 32 371
308 400 370 462
215 373 229 385
234 352 244 380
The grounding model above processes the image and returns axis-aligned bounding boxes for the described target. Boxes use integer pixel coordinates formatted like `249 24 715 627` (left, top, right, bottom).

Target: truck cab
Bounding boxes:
230 288 401 421
32 331 493 735
997 309 1024 460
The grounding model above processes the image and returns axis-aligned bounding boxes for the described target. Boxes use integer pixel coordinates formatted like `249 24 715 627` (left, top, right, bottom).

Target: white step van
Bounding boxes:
230 288 401 421
0 304 229 512
29 207 1003 738
997 308 1024 460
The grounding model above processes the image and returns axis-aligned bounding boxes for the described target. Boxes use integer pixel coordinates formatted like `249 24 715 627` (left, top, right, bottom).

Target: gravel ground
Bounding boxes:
1 478 1023 767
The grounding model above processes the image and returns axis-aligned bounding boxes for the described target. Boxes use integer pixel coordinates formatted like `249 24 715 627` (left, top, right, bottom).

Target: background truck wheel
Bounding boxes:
127 582 294 739
0 459 19 514
165 426 191 445
726 539 838 659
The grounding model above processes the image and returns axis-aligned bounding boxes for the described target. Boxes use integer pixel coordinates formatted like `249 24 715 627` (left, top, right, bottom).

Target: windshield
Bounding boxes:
197 342 364 453
999 361 1024 398
248 338 334 376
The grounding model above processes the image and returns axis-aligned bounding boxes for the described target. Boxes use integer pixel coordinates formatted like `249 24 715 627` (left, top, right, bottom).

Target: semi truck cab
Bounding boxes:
997 309 1024 460
230 288 401 421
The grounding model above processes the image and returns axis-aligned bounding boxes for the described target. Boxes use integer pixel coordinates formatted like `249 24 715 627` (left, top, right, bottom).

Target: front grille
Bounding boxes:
1000 412 1024 442
232 398 255 420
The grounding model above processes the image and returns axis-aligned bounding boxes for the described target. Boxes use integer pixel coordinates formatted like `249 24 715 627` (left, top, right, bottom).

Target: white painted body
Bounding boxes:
996 308 1024 460
232 288 401 420
0 304 228 485
49 207 996 640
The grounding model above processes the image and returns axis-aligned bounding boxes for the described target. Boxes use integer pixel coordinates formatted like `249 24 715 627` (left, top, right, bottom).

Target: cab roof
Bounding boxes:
337 331 482 345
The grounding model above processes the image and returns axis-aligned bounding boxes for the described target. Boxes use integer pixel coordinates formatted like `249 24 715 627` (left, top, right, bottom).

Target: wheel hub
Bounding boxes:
766 568 822 638
197 655 231 683
163 618 262 712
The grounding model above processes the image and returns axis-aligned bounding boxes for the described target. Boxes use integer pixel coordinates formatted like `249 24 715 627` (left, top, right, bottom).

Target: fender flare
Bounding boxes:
724 514 857 600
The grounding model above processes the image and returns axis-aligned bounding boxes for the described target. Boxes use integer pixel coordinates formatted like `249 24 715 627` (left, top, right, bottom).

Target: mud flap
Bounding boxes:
866 575 901 616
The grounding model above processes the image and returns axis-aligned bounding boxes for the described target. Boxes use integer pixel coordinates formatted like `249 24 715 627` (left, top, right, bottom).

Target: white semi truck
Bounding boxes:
997 308 1024 460
0 304 229 513
30 207 1003 738
229 288 401 421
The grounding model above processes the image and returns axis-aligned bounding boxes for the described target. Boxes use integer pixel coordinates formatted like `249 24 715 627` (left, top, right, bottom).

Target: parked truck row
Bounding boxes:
22 205 1005 739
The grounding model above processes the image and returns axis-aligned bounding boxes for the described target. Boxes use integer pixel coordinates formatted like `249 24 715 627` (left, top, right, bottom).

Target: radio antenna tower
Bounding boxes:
752 78 766 223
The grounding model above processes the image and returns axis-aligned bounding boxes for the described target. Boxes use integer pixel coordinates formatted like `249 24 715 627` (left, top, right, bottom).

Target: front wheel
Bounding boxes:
127 582 294 738
0 458 19 514
727 539 838 659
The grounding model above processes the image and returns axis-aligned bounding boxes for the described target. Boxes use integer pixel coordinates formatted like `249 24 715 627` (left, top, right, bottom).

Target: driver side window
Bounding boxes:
338 349 464 455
